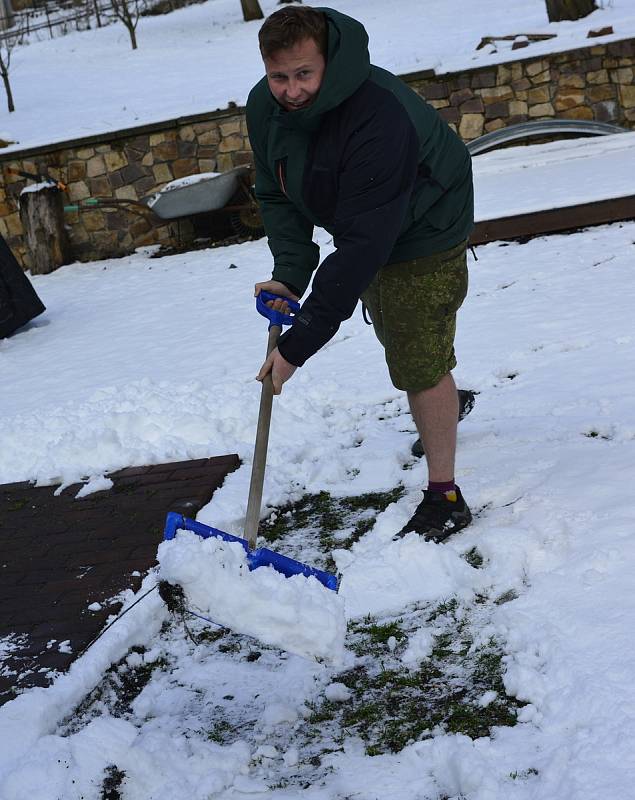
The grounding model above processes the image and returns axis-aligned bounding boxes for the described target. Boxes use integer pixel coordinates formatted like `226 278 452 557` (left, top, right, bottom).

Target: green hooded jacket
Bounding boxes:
247 8 473 366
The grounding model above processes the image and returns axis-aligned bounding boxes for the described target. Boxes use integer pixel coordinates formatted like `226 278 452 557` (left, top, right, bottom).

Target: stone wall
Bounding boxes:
1 37 634 270
0 109 252 270
406 38 635 141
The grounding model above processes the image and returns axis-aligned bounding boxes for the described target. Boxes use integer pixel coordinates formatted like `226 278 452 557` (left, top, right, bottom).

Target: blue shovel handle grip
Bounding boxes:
256 290 300 328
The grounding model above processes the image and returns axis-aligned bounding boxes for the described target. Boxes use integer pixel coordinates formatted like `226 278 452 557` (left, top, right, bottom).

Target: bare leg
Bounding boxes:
398 373 472 540
407 372 458 483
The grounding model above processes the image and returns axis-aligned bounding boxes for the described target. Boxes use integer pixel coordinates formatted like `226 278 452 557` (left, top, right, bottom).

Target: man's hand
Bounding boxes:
254 280 299 315
256 347 297 395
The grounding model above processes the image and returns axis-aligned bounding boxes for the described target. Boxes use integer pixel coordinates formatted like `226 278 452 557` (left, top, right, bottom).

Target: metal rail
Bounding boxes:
467 119 629 156
469 119 635 243
0 0 112 43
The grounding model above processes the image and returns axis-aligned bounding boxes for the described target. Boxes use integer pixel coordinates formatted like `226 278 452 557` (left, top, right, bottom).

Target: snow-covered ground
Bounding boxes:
474 131 635 219
2 0 635 152
1 217 635 798
2 0 635 796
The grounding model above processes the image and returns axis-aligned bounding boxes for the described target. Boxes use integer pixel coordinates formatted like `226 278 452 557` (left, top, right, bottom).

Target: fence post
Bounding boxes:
19 185 72 275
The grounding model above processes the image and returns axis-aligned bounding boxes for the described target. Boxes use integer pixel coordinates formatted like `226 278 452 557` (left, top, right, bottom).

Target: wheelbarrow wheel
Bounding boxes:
230 207 265 239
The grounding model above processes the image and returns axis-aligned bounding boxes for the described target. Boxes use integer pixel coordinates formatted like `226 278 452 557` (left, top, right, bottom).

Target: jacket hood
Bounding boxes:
273 8 371 131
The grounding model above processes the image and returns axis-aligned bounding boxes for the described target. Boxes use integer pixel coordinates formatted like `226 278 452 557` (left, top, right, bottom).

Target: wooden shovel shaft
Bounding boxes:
244 324 280 548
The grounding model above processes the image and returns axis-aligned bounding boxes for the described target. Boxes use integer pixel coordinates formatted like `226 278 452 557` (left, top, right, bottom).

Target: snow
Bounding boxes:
324 682 351 702
74 475 114 498
3 0 635 153
0 574 166 771
152 171 222 193
401 627 437 666
2 218 635 797
158 530 347 662
477 690 498 708
19 181 56 194
338 530 490 618
2 0 635 796
475 131 635 220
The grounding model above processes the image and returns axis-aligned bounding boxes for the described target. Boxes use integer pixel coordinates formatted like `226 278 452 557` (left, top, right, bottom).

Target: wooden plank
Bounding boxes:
472 194 635 245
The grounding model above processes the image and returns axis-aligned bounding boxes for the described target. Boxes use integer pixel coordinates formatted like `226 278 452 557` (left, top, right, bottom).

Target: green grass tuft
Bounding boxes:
258 487 405 573
300 599 525 757
463 547 485 569
101 765 126 800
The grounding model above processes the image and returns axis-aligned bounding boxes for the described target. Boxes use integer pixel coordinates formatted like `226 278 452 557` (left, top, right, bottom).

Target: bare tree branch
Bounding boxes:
0 16 25 113
110 0 145 49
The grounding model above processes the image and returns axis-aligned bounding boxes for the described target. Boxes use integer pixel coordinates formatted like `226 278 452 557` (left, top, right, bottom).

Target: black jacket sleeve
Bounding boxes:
277 96 419 367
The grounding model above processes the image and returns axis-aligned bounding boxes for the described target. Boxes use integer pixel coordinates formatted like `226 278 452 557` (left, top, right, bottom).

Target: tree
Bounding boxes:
545 0 597 22
0 22 24 113
240 0 263 22
110 0 144 49
92 0 104 29
0 0 14 32
0 46 14 112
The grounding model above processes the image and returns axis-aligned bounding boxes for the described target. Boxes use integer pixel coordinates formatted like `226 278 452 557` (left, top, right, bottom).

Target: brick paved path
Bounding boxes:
0 455 239 705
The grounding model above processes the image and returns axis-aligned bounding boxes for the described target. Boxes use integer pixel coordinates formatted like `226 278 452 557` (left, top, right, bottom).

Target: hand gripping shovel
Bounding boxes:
163 291 338 591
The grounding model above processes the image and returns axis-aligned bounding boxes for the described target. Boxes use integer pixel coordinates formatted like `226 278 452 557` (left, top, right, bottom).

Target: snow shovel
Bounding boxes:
163 290 338 591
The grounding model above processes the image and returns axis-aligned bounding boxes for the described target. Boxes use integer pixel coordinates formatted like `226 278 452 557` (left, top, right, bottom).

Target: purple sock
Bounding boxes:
428 480 456 495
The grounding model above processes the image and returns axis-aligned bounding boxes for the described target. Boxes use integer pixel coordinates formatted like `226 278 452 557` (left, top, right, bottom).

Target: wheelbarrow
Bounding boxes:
63 166 264 238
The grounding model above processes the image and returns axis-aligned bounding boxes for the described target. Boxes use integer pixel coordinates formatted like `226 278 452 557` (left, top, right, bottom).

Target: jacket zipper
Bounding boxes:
277 158 288 197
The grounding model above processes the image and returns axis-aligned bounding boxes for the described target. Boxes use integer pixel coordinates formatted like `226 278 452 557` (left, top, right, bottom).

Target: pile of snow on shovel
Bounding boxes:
158 530 347 664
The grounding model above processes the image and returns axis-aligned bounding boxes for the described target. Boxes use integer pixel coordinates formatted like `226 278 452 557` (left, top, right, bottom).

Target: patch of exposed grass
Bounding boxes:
101 765 126 800
306 699 340 725
207 716 240 744
245 650 262 662
7 498 29 511
112 481 140 495
60 647 169 733
463 546 485 569
583 429 612 440
195 627 226 644
510 767 539 780
218 640 242 654
298 599 524 759
59 486 526 791
427 597 459 621
495 589 519 605
258 487 405 572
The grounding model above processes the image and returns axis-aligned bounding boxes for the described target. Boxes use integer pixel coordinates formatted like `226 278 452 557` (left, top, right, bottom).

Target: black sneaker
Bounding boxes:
411 389 476 459
394 486 472 543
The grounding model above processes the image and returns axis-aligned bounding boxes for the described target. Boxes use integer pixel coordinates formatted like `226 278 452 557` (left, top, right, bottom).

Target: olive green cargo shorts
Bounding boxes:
360 240 468 392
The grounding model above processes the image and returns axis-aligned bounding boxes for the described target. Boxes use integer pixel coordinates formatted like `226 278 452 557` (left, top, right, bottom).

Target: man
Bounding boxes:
246 6 474 541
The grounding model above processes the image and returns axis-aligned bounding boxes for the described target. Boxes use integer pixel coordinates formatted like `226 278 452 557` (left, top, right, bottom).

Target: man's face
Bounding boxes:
264 37 326 112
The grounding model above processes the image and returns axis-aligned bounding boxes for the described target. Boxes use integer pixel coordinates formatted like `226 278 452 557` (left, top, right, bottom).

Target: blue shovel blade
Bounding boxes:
248 547 339 591
163 512 338 591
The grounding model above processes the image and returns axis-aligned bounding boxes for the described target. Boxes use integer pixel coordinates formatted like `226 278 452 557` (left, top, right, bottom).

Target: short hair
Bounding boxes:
258 6 328 60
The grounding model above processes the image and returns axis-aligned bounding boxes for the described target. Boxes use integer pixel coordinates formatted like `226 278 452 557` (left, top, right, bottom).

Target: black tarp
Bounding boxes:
0 234 46 339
